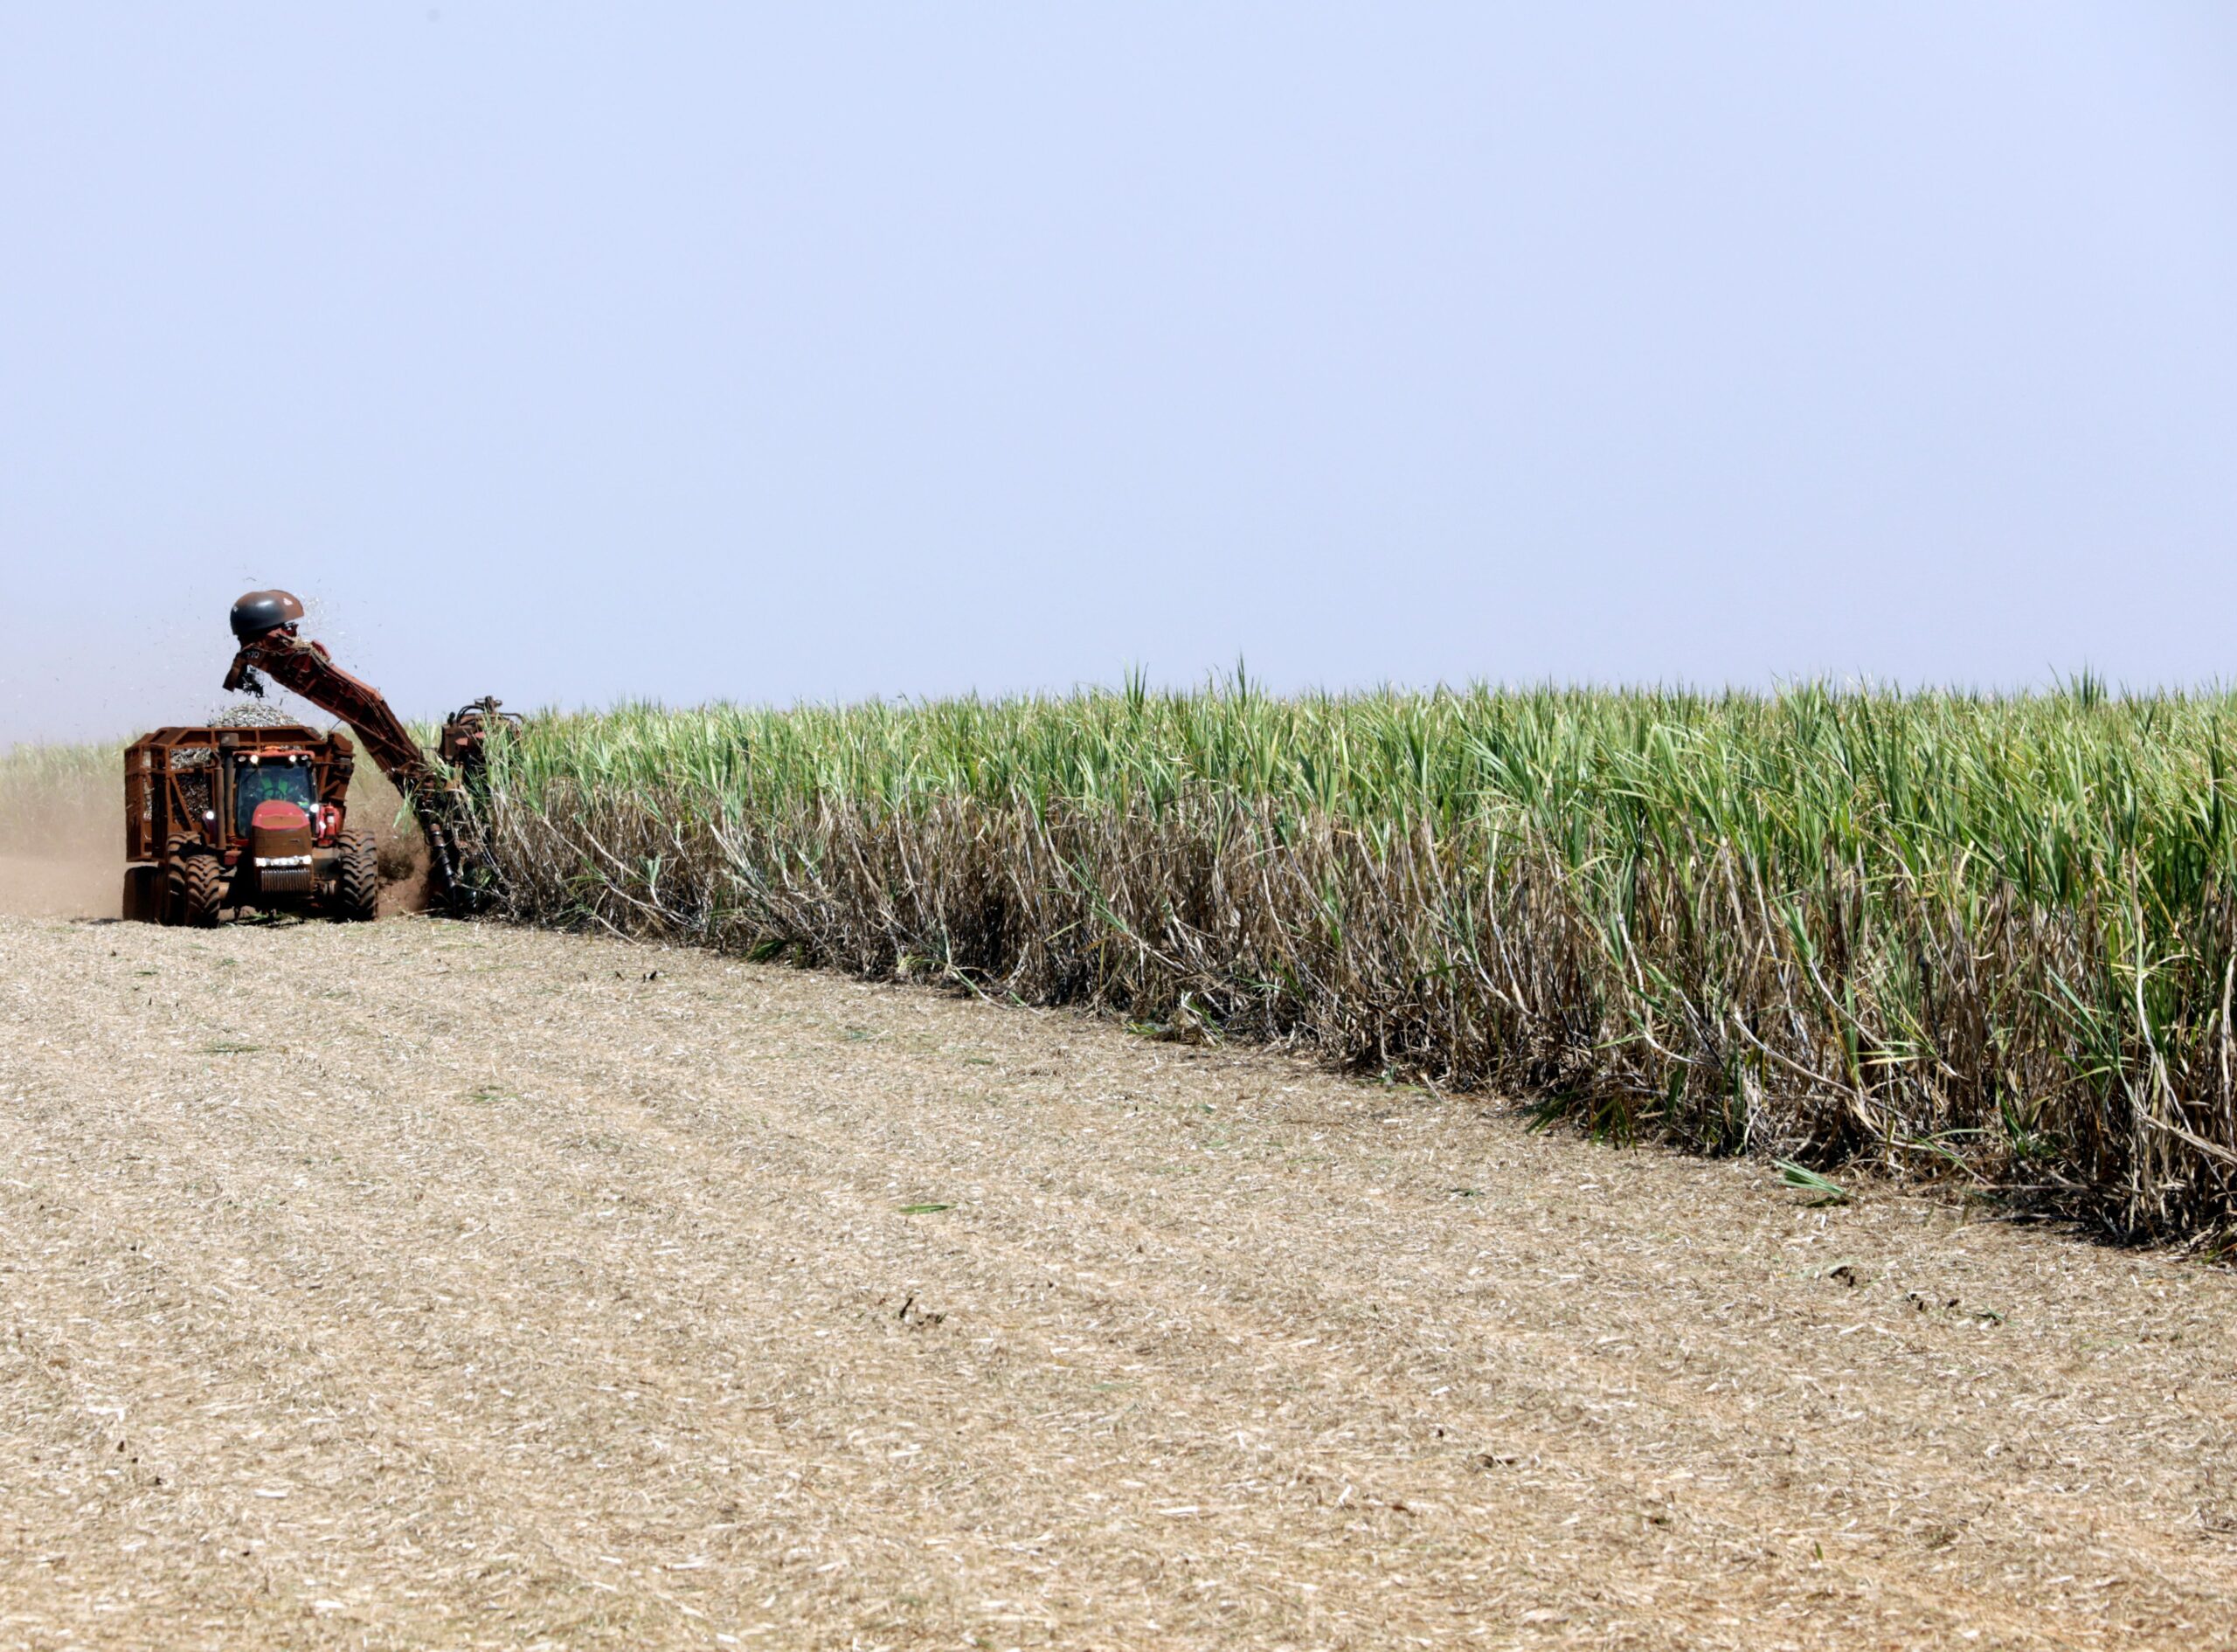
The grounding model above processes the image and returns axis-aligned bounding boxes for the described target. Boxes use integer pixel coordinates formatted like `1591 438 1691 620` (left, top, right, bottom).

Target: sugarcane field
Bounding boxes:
7 9 2237 1650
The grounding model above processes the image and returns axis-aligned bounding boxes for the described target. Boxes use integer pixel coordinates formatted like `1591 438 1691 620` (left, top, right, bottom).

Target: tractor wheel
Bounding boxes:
334 829 379 922
163 842 225 928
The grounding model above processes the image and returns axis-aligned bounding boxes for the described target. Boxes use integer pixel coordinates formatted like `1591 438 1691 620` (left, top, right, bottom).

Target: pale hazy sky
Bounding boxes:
3 4 2234 739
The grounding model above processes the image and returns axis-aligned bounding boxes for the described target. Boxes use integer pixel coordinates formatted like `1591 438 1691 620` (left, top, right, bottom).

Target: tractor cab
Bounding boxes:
230 749 328 841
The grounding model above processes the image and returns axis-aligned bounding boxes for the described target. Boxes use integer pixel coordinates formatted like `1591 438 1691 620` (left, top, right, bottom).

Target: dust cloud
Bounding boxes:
0 787 122 920
0 850 124 920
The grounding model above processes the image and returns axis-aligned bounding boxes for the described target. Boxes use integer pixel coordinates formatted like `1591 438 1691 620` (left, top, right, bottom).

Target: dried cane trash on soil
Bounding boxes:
1 914 2234 1649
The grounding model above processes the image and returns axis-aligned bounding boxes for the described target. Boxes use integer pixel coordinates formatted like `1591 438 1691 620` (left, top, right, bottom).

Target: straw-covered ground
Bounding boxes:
2 912 2234 1650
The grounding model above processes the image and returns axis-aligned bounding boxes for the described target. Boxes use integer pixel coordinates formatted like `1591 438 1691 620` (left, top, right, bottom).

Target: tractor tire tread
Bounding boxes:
335 830 379 922
163 839 225 928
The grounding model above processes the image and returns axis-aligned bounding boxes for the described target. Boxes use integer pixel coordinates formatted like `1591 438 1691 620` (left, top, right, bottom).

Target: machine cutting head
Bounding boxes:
229 589 306 642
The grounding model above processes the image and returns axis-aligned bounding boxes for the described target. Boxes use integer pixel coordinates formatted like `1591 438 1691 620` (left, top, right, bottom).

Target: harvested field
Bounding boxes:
2 912 2234 1649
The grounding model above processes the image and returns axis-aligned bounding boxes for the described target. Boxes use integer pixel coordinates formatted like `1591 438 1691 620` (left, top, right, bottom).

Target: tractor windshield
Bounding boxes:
232 759 317 835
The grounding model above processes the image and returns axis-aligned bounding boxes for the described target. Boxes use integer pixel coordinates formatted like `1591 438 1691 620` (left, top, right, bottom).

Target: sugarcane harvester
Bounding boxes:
220 589 509 914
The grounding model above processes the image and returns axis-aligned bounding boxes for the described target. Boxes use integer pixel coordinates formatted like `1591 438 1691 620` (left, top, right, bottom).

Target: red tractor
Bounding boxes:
122 723 377 925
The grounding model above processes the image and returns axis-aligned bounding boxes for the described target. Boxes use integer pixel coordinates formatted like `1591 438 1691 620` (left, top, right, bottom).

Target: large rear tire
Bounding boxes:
163 840 224 928
334 829 379 922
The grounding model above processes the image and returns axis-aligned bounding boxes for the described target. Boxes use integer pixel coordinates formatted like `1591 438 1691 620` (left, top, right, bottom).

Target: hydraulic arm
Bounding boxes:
223 590 497 908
